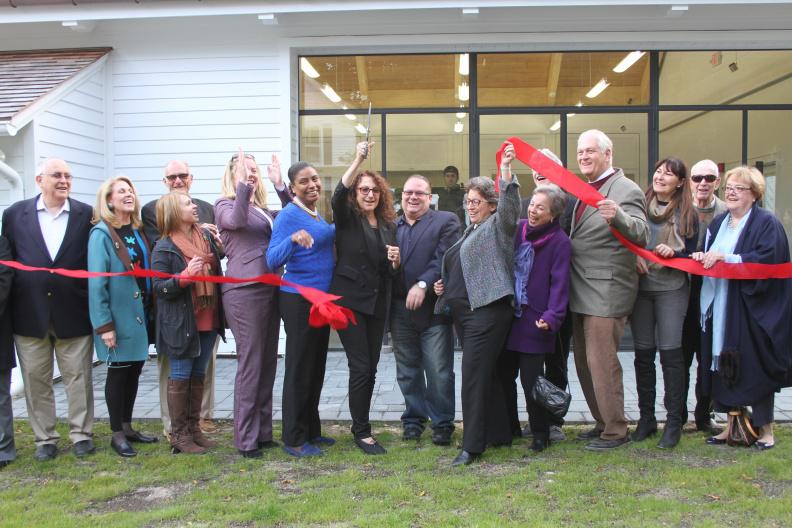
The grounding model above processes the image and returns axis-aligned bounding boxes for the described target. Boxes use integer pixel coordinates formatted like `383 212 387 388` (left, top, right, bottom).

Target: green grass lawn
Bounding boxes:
2 421 791 527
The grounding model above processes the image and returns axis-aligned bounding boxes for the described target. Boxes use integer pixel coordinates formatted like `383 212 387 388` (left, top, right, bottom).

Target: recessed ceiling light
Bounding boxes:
300 58 320 79
613 51 645 73
585 79 610 99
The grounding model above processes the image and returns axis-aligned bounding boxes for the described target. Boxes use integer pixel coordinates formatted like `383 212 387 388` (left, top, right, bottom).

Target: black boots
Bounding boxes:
631 348 658 441
658 348 685 449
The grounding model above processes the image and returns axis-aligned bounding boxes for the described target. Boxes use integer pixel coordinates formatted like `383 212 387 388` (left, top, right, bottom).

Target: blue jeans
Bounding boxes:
389 302 455 431
170 331 216 381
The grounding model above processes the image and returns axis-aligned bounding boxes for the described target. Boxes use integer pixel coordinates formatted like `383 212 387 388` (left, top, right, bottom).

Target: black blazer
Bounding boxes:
0 236 15 371
1 195 93 339
329 182 397 316
395 208 462 331
142 196 215 246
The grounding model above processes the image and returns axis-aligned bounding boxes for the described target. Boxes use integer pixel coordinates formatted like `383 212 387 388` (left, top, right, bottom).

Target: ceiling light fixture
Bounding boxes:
454 121 464 133
458 82 470 102
462 8 479 15
612 51 645 73
355 123 367 135
320 83 342 103
345 114 357 121
300 58 320 79
459 53 470 76
549 120 561 132
585 79 610 99
257 13 278 25
456 111 467 119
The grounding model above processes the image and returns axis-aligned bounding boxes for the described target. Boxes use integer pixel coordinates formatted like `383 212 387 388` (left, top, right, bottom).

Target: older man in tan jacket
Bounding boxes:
569 129 648 451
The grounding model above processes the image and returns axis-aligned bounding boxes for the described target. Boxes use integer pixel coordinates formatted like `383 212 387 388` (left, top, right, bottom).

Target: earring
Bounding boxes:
107 203 114 211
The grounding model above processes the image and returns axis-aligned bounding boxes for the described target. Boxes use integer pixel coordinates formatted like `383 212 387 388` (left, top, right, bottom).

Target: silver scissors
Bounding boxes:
363 102 372 159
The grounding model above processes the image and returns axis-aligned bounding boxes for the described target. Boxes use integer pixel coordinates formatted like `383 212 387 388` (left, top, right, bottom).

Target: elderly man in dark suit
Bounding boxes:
141 160 220 440
569 130 648 451
391 175 462 446
1 158 95 461
0 236 15 469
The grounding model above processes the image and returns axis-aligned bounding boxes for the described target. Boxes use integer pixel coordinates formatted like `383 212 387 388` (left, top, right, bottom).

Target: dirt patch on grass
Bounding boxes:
87 483 193 514
757 479 792 498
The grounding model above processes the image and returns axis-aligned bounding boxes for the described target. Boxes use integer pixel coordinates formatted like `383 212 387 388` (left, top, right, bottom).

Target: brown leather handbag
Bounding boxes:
726 408 759 447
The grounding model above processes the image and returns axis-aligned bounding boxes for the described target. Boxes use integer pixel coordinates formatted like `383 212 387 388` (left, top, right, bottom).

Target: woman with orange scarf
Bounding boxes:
152 191 225 454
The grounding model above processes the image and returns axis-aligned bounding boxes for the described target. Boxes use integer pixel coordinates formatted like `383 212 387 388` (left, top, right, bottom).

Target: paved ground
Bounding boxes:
12 349 792 424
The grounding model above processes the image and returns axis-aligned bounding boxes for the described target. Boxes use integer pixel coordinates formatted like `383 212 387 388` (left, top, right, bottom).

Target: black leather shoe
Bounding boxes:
402 427 422 441
630 419 658 442
531 432 550 453
705 436 727 445
521 424 533 438
354 437 386 455
258 440 279 449
697 419 724 435
0 459 12 469
239 448 263 458
657 424 682 449
111 438 137 458
451 450 480 466
754 441 775 451
34 444 57 461
125 431 158 444
585 436 630 451
431 428 453 446
576 427 603 440
73 439 96 458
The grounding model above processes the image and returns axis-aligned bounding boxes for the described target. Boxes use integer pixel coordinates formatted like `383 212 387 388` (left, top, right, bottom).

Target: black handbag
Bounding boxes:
530 375 571 420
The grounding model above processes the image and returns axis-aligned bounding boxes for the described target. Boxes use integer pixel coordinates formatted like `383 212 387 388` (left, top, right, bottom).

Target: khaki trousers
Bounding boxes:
571 313 628 440
158 335 218 433
14 329 94 446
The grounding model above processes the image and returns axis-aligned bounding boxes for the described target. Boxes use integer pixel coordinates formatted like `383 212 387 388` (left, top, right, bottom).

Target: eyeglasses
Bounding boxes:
724 185 751 195
45 172 72 180
691 174 718 183
357 187 381 196
402 190 430 197
165 173 191 182
463 198 484 208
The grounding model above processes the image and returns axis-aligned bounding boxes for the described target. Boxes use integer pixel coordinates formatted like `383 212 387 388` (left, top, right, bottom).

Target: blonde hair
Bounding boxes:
156 191 190 237
220 155 268 208
92 176 141 228
725 166 765 201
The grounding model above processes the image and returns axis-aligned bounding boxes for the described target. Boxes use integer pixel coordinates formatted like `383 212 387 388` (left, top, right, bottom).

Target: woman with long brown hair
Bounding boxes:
330 141 399 455
630 156 698 449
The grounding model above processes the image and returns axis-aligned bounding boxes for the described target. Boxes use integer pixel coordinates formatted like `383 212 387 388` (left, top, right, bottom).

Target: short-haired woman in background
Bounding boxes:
152 191 225 455
88 176 157 457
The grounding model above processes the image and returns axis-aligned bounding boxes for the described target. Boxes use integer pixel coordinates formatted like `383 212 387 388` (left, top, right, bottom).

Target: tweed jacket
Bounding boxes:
568 169 649 317
435 176 520 313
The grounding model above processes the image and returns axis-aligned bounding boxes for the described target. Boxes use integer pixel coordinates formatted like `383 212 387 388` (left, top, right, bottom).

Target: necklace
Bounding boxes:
727 214 740 229
293 197 319 220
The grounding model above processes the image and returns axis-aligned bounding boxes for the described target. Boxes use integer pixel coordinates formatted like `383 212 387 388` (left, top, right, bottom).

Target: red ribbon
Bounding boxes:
496 137 792 280
0 260 357 330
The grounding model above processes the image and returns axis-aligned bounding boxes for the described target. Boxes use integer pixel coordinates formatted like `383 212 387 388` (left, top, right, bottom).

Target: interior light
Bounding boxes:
462 8 479 15
61 21 78 27
320 83 342 103
459 53 470 76
458 82 469 102
568 113 576 117
257 13 278 25
576 101 583 107
549 120 561 132
456 111 467 119
300 58 320 79
345 114 357 121
454 121 464 133
612 51 645 73
585 79 610 99
355 123 367 134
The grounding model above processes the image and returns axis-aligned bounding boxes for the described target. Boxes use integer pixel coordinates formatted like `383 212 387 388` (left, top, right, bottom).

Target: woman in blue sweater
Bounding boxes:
267 161 336 457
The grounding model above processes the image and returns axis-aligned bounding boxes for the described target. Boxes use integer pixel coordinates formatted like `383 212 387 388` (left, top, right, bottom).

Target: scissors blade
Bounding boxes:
365 102 372 144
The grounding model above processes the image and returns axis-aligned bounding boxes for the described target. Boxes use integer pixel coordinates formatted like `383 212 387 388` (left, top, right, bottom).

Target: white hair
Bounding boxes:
538 148 562 166
691 159 719 179
578 129 613 155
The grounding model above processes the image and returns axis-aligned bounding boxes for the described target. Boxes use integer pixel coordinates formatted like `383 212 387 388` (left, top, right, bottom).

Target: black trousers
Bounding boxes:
280 292 330 446
338 310 386 439
450 297 514 454
499 350 552 435
105 360 144 432
682 275 710 425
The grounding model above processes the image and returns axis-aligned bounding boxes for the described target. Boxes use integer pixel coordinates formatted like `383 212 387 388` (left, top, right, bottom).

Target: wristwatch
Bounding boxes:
417 280 427 289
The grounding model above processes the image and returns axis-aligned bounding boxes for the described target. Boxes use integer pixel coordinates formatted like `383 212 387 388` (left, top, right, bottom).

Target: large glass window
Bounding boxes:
299 54 469 110
660 51 792 105
748 110 792 245
659 110 742 175
478 52 650 107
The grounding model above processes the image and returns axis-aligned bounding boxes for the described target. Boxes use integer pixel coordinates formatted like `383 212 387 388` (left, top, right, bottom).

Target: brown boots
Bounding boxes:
188 376 216 449
167 378 207 454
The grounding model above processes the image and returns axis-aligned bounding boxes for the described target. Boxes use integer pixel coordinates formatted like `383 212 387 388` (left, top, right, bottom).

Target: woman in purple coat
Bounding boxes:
498 184 571 452
215 151 291 459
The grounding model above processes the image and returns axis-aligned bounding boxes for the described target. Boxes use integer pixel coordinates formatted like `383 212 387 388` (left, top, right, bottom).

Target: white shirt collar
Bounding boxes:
592 167 615 183
36 195 70 216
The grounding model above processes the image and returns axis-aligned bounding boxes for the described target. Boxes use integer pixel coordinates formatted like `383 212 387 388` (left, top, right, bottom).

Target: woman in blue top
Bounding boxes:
88 176 157 458
267 160 336 457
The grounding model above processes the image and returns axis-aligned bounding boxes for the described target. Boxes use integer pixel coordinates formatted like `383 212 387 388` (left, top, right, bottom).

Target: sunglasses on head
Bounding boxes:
230 153 256 162
691 174 718 183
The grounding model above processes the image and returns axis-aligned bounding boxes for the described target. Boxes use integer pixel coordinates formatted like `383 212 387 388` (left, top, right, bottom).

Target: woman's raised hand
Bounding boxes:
357 141 374 161
267 154 284 189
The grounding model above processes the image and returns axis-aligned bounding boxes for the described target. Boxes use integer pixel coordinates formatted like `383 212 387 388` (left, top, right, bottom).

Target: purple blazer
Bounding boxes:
214 183 291 293
506 219 571 355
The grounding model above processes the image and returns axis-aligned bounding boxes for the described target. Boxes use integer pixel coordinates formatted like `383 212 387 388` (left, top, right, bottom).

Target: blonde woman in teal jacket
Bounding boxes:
88 176 157 458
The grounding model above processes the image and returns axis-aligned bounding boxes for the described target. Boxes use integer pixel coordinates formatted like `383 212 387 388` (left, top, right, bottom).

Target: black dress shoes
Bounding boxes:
531 432 550 453
34 443 57 461
451 450 480 466
705 436 727 445
576 427 603 440
585 436 631 451
0 459 12 469
402 427 422 441
111 437 138 457
73 439 96 458
754 440 775 451
355 437 386 455
258 440 280 449
431 428 453 446
697 419 724 436
126 431 159 444
239 448 263 459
